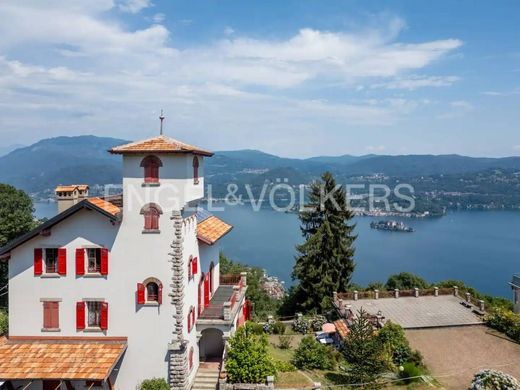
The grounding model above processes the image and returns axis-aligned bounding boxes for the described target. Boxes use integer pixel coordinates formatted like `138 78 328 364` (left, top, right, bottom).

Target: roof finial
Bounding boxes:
159 109 165 135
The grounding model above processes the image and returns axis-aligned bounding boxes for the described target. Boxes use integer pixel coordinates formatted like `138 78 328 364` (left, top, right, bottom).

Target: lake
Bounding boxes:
34 202 520 298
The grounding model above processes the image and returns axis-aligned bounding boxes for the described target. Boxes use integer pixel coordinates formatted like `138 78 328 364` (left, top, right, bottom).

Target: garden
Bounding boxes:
224 312 432 389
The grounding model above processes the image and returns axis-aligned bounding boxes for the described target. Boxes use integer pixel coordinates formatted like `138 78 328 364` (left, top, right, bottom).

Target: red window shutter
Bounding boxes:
34 248 43 276
57 248 67 275
188 259 192 279
158 283 163 305
43 302 51 329
192 306 196 326
137 283 145 304
192 257 198 275
100 302 108 330
51 302 59 329
75 248 85 276
76 302 85 330
187 311 191 332
100 248 109 275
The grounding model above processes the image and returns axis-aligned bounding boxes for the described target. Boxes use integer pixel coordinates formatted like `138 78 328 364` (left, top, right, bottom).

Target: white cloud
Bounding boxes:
372 75 459 90
450 100 474 111
0 2 465 153
366 145 387 153
118 0 152 14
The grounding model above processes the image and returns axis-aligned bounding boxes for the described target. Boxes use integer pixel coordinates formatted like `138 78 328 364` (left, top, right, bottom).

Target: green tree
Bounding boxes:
292 172 356 312
342 309 387 387
385 272 429 291
292 335 334 370
225 323 276 383
139 378 169 390
0 184 38 306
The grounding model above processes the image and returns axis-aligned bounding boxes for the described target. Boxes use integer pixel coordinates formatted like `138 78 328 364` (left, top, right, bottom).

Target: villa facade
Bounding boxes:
0 134 249 389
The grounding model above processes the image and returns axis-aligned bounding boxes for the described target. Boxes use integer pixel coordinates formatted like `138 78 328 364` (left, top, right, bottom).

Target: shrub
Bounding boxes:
225 323 276 383
398 362 422 384
273 359 296 372
292 316 309 334
139 378 169 390
263 322 274 334
310 315 327 332
377 322 412 365
385 272 429 290
246 321 265 335
272 321 286 335
485 308 520 343
469 369 520 389
292 336 333 370
0 310 7 336
278 335 293 349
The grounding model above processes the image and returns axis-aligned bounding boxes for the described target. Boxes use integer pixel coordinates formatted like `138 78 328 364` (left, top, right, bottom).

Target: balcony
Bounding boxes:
511 274 520 289
197 273 247 324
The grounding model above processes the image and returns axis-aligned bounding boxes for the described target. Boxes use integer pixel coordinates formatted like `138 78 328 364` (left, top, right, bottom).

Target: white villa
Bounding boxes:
0 132 250 390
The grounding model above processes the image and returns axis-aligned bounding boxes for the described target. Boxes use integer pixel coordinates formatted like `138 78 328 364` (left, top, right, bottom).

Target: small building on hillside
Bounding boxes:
0 127 250 389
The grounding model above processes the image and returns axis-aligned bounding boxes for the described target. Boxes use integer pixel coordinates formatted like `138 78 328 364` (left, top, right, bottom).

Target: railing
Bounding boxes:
220 274 241 286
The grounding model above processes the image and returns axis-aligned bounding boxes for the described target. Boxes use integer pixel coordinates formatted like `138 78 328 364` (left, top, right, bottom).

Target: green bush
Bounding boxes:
139 378 169 390
292 336 333 370
273 359 296 372
0 310 8 336
486 308 520 342
225 323 276 383
272 321 286 335
278 335 293 349
292 316 310 334
310 315 327 332
386 272 429 290
377 321 412 365
470 369 520 389
246 321 265 335
398 362 422 384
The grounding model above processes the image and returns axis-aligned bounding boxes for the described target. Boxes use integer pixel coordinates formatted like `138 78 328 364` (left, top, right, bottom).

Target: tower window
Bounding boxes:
193 156 199 185
141 203 163 232
141 155 163 184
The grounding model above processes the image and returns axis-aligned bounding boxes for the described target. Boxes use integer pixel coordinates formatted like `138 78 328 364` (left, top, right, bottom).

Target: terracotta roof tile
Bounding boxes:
333 319 350 340
55 184 89 193
197 216 233 245
0 337 127 380
86 197 121 216
109 135 213 156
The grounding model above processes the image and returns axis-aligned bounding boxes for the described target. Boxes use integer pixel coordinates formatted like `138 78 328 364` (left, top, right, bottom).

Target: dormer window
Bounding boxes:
193 156 199 185
140 203 163 232
141 155 162 184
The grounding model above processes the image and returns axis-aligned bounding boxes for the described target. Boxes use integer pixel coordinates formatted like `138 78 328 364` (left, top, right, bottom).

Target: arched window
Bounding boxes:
187 306 196 332
188 255 193 279
146 282 159 302
140 203 163 231
189 346 194 371
137 278 163 305
140 155 163 184
193 156 199 185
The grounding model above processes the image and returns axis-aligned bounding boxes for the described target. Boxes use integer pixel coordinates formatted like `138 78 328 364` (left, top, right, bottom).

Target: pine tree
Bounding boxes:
342 308 387 388
292 172 356 312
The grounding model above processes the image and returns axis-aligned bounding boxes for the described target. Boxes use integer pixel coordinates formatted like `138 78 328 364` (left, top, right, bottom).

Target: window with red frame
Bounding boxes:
141 155 162 183
141 204 162 231
188 306 196 332
42 301 59 330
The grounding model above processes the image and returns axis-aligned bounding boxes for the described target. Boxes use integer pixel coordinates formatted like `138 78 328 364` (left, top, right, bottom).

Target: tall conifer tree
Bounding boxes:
292 172 356 312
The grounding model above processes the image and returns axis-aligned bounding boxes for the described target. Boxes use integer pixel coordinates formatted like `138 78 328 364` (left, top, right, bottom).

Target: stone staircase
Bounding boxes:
192 363 220 390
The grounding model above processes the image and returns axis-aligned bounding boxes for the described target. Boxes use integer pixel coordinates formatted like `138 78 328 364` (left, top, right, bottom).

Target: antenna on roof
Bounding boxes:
159 109 165 135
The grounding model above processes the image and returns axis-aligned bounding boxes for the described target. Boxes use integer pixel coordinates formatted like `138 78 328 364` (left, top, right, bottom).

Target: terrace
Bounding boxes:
333 286 485 329
197 273 247 324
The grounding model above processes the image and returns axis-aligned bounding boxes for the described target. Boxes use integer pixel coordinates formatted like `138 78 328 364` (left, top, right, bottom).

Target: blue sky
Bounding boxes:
0 0 519 157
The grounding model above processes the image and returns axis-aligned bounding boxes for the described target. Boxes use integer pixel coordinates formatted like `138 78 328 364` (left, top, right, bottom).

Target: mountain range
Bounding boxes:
1 136 520 194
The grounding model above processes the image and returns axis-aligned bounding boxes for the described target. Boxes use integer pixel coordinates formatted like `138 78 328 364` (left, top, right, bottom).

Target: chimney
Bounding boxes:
55 185 89 213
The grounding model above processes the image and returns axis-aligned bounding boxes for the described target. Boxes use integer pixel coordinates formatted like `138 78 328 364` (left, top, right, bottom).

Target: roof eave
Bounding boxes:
108 149 214 157
0 200 119 257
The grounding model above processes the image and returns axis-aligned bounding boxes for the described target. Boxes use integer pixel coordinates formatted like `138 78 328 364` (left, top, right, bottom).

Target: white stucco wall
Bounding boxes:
5 152 236 390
